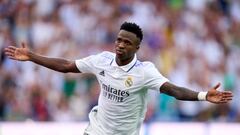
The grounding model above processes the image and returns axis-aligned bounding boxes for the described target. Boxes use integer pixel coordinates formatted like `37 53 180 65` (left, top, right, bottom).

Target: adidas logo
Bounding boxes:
99 70 105 76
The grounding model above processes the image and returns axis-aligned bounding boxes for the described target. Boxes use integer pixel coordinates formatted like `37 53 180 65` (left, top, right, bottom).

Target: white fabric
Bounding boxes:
75 51 169 135
198 92 208 101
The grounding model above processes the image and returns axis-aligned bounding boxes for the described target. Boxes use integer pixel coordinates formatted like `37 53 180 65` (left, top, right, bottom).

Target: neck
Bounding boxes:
116 56 134 66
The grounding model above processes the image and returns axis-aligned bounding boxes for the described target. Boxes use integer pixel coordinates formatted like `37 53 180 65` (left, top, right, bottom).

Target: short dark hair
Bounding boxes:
120 22 143 42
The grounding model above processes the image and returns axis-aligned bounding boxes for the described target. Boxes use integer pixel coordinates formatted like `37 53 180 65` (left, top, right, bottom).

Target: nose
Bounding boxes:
118 42 125 49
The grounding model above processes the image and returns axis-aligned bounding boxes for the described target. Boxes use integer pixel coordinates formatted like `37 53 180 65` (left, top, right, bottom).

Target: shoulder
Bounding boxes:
141 61 157 70
77 51 114 63
133 60 158 73
141 61 161 77
98 51 114 60
97 51 114 62
93 51 114 65
133 60 157 71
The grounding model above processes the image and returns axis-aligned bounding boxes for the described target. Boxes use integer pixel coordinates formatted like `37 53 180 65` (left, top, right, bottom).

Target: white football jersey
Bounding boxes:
75 51 168 135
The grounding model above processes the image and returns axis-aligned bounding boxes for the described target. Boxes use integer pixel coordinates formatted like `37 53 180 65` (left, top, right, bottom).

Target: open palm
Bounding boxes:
206 83 233 104
4 43 30 61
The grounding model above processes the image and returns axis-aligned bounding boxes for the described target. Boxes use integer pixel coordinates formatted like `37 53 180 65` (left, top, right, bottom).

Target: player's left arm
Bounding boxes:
160 82 233 104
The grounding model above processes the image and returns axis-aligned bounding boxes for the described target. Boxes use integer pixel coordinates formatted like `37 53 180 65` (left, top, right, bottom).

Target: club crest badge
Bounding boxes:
125 76 133 87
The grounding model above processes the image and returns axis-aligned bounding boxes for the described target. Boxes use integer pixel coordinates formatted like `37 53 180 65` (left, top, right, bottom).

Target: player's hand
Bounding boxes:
4 42 30 61
206 83 233 104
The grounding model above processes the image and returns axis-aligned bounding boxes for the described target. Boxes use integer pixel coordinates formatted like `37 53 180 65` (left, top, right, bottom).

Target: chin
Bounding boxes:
116 54 126 60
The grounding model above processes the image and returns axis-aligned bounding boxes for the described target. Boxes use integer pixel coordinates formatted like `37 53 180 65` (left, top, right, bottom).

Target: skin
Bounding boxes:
4 43 80 73
115 30 140 66
4 30 233 104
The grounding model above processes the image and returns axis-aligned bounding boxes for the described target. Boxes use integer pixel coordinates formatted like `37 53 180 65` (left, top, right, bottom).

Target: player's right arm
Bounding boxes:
4 43 80 73
160 82 233 104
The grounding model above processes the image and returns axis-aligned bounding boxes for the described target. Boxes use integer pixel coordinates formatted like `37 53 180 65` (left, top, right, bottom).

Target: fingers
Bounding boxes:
222 91 233 94
5 46 17 51
222 91 233 96
4 51 14 57
221 96 233 101
217 101 230 104
4 46 16 56
218 98 232 104
4 47 17 59
218 92 233 103
215 97 232 104
7 56 18 60
222 96 233 100
21 42 26 48
213 82 221 90
222 91 233 98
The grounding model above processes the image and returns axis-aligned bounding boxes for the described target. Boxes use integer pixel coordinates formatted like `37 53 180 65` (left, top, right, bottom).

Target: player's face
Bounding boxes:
115 30 140 65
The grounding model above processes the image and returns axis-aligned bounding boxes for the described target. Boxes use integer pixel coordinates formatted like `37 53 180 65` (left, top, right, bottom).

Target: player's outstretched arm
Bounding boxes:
160 82 233 104
4 42 80 73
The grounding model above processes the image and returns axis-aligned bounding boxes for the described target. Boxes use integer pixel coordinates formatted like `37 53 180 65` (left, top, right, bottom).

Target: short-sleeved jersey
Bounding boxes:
75 51 168 135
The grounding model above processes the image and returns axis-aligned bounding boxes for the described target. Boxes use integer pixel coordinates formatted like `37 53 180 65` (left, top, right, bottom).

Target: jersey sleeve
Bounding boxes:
144 62 169 91
75 54 99 74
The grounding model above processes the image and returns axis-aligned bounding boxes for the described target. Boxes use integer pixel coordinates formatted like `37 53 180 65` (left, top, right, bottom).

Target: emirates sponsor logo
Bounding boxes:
102 83 129 102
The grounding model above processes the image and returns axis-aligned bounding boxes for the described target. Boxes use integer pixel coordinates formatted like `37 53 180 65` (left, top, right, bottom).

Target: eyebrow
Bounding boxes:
117 36 134 45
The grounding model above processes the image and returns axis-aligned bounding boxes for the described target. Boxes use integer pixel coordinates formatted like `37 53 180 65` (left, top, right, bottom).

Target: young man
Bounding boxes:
4 22 233 135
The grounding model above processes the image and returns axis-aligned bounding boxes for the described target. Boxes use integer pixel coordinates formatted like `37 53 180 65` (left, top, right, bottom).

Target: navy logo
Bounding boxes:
99 70 105 76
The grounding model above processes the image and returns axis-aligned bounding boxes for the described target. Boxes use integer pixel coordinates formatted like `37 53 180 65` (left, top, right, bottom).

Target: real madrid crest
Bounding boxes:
125 76 133 87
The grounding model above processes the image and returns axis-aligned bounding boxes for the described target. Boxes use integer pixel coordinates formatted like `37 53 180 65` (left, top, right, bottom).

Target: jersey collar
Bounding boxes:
111 54 137 72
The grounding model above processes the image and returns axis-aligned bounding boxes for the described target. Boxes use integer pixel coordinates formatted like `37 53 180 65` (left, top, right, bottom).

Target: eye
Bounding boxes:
116 38 122 43
124 41 131 46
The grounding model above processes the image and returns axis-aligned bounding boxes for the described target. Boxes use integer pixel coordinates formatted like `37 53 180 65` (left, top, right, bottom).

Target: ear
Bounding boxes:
136 45 139 50
135 38 141 49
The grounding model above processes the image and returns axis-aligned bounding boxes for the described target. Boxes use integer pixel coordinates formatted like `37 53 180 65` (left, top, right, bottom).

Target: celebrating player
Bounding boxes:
4 22 233 135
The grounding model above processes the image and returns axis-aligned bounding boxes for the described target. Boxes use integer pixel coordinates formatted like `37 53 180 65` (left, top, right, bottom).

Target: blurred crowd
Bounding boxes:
0 0 240 122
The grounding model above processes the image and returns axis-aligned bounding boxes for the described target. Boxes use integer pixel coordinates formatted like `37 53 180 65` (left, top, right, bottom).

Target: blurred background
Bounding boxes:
0 0 240 133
